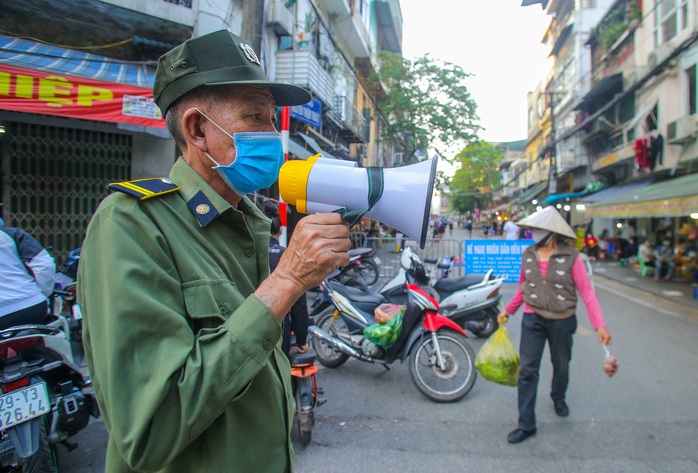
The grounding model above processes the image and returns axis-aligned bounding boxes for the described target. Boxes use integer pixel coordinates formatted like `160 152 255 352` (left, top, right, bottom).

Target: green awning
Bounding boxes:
513 182 548 206
586 173 698 217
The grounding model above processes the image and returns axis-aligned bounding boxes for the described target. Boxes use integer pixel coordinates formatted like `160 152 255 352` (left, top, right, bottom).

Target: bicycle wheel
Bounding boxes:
408 330 477 402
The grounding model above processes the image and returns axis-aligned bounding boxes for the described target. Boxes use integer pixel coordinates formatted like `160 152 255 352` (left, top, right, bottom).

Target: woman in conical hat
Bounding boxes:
496 206 613 444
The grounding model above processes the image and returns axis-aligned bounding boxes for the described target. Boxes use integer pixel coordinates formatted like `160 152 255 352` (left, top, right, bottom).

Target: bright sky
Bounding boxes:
400 0 553 145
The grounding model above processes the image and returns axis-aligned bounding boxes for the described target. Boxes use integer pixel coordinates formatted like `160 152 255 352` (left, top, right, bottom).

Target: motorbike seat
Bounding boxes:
289 348 316 365
327 280 386 305
348 247 375 257
434 274 485 293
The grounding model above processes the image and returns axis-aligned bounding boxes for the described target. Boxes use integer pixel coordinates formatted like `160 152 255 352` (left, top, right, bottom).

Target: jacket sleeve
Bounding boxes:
14 229 56 297
78 199 282 471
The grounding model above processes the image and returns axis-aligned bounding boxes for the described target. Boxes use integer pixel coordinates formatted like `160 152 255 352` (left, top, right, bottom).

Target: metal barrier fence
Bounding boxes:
352 234 464 283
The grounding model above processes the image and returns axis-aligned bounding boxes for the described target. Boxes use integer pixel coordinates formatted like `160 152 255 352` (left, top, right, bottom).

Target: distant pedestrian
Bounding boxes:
503 215 520 240
466 219 473 239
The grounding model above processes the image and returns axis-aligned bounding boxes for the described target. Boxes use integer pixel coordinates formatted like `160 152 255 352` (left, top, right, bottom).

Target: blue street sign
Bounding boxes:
464 239 534 283
290 97 322 128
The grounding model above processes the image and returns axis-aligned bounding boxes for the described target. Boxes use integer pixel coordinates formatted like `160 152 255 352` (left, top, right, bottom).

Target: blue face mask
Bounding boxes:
196 108 284 196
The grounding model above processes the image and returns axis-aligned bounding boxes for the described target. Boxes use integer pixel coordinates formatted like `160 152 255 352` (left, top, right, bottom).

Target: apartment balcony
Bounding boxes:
274 50 335 107
316 0 351 16
329 95 369 143
374 0 402 53
316 0 371 58
591 144 635 172
103 0 196 27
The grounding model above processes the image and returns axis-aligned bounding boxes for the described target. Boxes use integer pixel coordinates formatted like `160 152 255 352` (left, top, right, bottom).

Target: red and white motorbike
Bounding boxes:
310 280 477 402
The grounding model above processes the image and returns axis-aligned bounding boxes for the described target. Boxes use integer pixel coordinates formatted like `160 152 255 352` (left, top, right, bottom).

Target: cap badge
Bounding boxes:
239 43 261 65
196 204 211 215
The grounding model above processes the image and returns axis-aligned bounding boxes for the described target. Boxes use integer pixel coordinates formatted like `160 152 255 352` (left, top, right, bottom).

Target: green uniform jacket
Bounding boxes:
78 158 294 473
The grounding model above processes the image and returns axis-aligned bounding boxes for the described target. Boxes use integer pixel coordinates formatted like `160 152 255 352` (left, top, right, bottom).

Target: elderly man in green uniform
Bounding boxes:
78 30 350 473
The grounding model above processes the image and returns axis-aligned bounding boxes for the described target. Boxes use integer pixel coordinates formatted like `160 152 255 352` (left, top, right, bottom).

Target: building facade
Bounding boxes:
0 0 403 261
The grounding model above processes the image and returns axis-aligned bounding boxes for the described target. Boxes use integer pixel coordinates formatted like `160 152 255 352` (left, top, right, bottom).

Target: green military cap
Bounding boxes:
153 30 311 115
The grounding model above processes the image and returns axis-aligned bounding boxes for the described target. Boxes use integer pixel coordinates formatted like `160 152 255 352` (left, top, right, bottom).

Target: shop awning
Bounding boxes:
578 179 654 203
287 139 316 160
486 201 514 214
0 35 163 128
541 190 586 204
0 34 153 88
513 181 548 206
586 174 698 217
575 73 623 113
298 133 338 160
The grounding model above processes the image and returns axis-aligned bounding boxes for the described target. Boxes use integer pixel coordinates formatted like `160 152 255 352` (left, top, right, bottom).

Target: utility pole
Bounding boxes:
547 90 558 195
241 0 265 55
242 0 274 200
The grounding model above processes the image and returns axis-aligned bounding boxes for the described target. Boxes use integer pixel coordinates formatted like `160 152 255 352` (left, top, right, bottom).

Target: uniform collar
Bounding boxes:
169 157 269 227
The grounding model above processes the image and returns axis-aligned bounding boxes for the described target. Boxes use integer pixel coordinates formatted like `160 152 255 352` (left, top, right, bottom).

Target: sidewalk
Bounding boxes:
589 259 698 311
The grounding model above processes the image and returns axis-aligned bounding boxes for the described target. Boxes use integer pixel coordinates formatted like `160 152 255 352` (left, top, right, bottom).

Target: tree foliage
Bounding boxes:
370 51 480 164
449 141 503 214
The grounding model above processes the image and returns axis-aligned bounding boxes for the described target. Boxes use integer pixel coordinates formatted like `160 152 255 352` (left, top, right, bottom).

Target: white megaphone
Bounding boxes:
279 154 438 249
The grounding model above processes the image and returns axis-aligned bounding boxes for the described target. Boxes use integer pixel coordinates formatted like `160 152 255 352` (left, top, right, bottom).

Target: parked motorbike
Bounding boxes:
310 280 477 402
51 248 83 346
0 320 99 471
335 247 381 287
50 284 82 347
289 346 322 447
314 247 505 338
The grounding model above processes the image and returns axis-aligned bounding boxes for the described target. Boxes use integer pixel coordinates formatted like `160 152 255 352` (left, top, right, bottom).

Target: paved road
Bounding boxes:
56 223 698 472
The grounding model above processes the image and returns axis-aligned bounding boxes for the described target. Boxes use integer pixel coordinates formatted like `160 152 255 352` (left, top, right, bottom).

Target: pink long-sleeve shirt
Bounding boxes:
505 256 606 330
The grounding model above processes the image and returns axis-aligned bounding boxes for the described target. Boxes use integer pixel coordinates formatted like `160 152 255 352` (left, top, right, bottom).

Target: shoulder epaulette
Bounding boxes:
108 178 180 200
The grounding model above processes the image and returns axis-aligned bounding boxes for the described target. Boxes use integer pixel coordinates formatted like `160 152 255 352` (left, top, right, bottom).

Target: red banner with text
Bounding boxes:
0 63 165 128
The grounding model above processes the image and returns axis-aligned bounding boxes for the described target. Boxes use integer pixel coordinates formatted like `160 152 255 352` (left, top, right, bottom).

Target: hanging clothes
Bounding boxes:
634 138 648 170
648 133 664 170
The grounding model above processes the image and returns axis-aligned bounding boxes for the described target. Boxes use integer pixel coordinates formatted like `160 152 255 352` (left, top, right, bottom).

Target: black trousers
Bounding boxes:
517 312 577 431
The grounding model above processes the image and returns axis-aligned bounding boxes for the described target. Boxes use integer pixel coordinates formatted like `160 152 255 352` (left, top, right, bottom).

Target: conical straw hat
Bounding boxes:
518 206 577 240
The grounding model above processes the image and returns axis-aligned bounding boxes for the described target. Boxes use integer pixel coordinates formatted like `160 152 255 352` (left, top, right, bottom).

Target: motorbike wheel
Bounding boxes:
295 378 314 447
311 309 350 368
408 329 477 403
20 419 58 472
471 307 500 338
346 260 379 286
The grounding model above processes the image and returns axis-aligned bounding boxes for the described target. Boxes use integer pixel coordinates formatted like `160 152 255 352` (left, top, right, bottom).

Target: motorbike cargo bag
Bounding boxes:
364 307 405 348
374 303 404 324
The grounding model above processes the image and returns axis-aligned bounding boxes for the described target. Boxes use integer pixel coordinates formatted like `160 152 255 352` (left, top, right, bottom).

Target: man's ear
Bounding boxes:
182 108 208 154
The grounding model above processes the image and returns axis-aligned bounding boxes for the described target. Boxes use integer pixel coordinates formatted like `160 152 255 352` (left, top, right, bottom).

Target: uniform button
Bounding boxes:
263 340 272 350
245 249 253 257
219 304 227 315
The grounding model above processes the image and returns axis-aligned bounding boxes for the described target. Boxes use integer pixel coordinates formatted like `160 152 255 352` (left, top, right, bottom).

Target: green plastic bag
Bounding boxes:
475 326 520 387
364 311 404 348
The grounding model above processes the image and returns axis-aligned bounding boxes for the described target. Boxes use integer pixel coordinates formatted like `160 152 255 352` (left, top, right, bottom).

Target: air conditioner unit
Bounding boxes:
265 1 294 37
648 43 672 69
666 115 698 145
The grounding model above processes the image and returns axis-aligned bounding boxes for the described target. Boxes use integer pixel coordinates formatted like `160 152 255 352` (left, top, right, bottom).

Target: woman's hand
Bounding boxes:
597 326 612 345
497 309 510 325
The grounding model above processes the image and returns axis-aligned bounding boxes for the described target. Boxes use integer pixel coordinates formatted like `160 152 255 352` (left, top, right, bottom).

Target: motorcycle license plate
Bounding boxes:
72 304 83 320
373 257 382 266
0 383 50 430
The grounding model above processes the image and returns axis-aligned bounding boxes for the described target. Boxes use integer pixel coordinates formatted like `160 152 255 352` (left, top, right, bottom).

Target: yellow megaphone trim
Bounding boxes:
278 153 322 214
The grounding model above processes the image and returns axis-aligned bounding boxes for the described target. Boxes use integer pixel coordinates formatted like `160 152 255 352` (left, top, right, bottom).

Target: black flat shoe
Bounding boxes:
507 428 537 444
554 400 569 417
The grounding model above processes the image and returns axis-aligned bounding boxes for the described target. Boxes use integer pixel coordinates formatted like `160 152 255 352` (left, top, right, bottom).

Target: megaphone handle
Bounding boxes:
335 166 384 228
